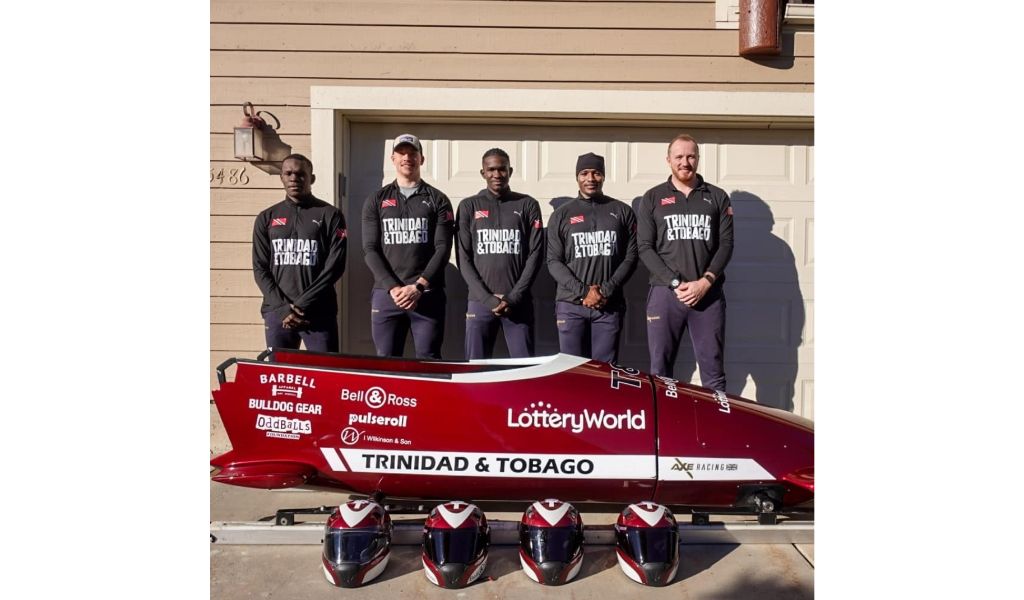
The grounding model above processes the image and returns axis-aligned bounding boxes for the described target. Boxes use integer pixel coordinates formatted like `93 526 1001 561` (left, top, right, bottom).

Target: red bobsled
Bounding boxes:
211 350 813 512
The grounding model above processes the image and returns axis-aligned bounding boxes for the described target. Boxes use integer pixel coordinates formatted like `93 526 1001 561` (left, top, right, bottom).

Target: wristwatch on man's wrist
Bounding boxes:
669 277 682 289
703 273 715 285
415 282 426 293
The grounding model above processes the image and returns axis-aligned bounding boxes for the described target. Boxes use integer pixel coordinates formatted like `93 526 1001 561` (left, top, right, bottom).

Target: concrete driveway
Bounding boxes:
211 485 813 599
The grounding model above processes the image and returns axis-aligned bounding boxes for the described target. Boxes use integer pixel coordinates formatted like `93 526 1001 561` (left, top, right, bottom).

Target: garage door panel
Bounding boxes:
717 143 797 185
449 139 526 185
539 141 617 180
627 143 678 185
345 122 813 417
726 298 792 347
804 218 814 268
732 216 794 262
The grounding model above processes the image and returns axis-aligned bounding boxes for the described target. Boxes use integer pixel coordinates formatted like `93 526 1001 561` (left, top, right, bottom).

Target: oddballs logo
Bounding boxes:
340 385 417 409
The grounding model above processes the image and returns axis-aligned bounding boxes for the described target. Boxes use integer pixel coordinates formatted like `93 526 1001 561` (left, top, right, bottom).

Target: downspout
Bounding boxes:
739 0 782 56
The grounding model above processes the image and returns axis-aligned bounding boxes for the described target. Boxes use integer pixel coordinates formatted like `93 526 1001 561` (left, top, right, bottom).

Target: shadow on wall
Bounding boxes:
707 191 803 411
249 127 294 176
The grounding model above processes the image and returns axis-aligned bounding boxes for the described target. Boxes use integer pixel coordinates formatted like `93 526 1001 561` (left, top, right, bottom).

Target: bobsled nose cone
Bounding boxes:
538 561 568 585
641 562 674 587
334 563 362 588
439 563 469 588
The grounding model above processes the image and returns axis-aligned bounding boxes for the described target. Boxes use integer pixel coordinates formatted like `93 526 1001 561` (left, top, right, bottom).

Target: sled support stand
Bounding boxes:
211 520 814 545
273 505 335 526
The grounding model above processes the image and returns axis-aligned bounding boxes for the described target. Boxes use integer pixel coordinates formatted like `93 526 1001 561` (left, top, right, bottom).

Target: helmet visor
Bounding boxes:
616 527 678 564
324 529 386 564
520 526 581 563
425 528 485 564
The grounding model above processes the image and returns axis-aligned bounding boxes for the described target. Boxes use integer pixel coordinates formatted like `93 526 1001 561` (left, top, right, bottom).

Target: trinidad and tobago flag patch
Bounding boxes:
270 217 287 227
569 215 584 225
474 210 489 219
381 198 397 208
660 196 676 206
335 228 347 240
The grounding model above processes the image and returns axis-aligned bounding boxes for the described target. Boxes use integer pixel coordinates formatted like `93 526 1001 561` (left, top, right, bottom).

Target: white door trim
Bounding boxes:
309 86 813 203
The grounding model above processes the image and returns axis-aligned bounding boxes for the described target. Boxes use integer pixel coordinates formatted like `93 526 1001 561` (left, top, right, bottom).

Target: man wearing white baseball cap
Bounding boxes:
361 133 455 358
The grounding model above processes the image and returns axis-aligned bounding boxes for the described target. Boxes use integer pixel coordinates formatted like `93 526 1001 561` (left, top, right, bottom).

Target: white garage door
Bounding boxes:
341 123 813 417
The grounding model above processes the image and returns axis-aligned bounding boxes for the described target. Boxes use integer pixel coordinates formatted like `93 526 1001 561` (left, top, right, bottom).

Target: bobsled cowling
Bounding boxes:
211 350 813 510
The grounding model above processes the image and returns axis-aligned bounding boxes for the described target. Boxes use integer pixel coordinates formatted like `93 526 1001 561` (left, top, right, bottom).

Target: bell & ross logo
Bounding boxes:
365 386 387 409
340 385 418 409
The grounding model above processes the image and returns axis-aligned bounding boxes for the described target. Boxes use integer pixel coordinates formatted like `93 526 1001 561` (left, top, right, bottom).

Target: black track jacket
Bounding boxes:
361 181 455 290
252 196 348 320
456 189 544 309
546 194 638 309
635 175 734 289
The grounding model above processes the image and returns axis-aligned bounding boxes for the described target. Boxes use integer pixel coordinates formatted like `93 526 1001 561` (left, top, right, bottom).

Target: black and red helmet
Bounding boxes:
421 501 490 588
614 502 680 586
321 499 393 587
518 499 585 585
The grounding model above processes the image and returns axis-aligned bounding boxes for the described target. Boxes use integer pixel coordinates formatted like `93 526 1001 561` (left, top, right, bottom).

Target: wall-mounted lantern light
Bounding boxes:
234 102 267 161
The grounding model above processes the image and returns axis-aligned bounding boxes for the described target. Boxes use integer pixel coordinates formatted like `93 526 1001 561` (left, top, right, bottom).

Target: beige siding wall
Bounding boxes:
209 0 814 387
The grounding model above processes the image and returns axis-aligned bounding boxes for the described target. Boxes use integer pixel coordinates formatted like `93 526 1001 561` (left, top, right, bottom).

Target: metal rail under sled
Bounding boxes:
210 520 814 545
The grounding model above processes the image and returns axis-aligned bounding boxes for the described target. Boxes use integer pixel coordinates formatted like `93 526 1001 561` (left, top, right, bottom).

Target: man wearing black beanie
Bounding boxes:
546 152 638 363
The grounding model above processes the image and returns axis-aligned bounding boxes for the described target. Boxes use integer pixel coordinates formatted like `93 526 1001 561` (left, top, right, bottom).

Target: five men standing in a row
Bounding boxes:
252 133 733 391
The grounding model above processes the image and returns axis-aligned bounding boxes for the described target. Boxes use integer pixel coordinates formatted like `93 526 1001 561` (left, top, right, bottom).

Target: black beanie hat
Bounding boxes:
575 152 605 175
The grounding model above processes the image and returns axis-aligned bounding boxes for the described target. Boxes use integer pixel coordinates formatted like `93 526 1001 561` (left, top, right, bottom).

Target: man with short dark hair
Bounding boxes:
456 148 544 359
252 154 348 352
362 134 455 359
636 134 734 390
547 152 637 363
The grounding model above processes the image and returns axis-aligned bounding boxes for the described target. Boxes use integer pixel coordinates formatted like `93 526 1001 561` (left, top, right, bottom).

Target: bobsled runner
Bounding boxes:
211 350 813 513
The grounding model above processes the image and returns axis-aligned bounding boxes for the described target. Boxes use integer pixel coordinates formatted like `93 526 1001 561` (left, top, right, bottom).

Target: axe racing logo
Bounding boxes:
255 414 312 440
671 458 739 479
507 402 646 434
340 385 417 409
